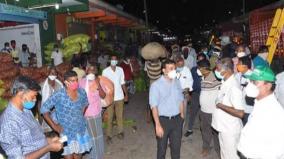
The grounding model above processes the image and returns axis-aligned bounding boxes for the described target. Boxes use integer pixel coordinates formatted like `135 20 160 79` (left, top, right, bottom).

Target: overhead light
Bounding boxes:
15 0 19 2
28 3 60 10
55 3 59 10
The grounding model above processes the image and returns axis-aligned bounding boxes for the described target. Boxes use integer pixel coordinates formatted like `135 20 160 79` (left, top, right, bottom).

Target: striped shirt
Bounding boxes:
145 61 162 83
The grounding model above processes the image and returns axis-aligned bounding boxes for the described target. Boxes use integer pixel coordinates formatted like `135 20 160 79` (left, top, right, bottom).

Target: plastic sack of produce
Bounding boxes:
0 62 15 72
44 50 52 63
63 34 90 46
0 67 19 81
63 43 81 60
0 53 13 63
45 42 56 50
141 42 167 60
97 76 114 107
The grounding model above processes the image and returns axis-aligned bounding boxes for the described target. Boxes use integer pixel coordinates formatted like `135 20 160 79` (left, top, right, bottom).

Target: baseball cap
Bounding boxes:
244 66 276 82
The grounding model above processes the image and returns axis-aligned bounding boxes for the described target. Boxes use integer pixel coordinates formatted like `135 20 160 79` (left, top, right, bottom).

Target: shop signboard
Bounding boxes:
0 24 43 67
0 3 47 20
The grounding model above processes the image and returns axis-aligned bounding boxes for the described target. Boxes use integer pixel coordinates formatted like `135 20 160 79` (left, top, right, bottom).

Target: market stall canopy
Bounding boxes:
73 0 145 28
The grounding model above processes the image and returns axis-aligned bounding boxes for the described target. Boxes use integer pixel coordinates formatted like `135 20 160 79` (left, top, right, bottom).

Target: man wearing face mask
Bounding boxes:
184 55 205 137
120 56 135 95
40 67 63 133
19 44 31 67
209 46 221 70
175 56 193 128
253 45 269 68
198 60 221 157
235 56 254 125
0 76 63 159
200 46 209 60
102 55 128 144
0 42 12 53
182 46 197 70
149 59 184 159
79 66 106 159
238 66 284 159
51 44 63 67
41 71 92 159
211 58 245 159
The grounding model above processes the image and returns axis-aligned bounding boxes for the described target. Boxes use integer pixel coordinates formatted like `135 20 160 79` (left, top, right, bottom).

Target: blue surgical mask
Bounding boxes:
176 67 183 72
214 70 224 80
23 101 36 109
110 60 118 66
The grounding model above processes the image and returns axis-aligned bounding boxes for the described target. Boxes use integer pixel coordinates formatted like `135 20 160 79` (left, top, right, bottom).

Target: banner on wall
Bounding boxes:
0 24 43 67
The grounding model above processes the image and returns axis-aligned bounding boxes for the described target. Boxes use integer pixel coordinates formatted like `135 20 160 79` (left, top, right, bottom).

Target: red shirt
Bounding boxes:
120 61 133 81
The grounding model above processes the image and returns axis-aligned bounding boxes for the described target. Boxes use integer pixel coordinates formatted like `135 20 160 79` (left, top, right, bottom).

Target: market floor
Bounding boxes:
103 92 220 159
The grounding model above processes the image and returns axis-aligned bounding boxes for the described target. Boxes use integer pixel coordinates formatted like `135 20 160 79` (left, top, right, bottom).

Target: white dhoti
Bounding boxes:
219 132 240 159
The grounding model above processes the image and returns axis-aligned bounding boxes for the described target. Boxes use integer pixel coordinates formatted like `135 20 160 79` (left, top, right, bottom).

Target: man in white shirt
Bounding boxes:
175 56 193 126
102 55 128 144
182 46 197 70
275 70 284 107
235 56 254 125
51 44 63 66
211 58 245 159
238 66 284 159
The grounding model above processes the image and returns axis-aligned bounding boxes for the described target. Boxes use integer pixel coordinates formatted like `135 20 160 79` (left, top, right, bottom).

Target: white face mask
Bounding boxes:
48 75 57 81
197 69 203 76
245 82 259 98
213 51 220 57
110 60 118 66
168 70 177 79
237 52 246 58
259 53 268 60
86 73 95 81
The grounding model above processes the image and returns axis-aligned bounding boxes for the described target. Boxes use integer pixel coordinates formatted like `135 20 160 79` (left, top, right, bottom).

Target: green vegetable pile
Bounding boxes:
44 34 91 64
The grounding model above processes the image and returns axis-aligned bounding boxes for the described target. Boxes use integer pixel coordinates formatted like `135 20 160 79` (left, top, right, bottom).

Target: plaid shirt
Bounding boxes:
0 103 49 159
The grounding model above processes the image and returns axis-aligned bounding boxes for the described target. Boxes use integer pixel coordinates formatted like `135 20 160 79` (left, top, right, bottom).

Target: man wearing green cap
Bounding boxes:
237 66 284 159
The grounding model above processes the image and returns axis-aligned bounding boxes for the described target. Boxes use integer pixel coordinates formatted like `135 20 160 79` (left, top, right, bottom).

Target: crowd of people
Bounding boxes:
0 34 284 159
1 40 37 67
148 35 284 159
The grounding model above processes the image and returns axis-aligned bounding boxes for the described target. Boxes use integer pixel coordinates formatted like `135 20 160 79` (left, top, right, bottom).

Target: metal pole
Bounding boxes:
143 0 150 42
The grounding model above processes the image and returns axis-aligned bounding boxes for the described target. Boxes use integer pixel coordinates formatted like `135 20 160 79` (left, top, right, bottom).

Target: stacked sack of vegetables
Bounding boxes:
0 53 19 100
63 34 90 61
44 34 91 64
19 66 48 84
44 42 55 64
55 62 72 81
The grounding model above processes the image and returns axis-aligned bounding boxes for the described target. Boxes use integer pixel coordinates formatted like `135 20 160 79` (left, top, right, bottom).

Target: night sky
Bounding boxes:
106 0 279 35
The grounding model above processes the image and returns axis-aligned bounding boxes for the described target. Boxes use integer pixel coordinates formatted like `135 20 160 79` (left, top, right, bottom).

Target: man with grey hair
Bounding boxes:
0 76 63 159
211 58 245 159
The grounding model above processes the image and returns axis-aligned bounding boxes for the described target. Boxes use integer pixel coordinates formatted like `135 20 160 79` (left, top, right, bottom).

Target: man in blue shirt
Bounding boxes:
149 59 184 159
0 42 11 53
253 45 269 68
0 76 62 159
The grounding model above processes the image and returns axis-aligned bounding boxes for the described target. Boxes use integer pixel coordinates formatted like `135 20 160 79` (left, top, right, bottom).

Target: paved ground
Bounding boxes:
103 92 219 159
